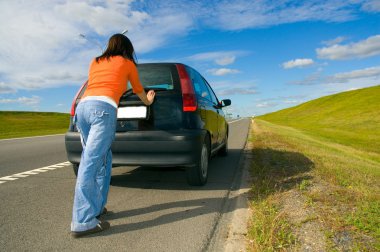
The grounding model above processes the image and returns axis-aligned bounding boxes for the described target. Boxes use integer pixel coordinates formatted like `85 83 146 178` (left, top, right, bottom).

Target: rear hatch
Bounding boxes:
70 63 190 132
117 63 183 131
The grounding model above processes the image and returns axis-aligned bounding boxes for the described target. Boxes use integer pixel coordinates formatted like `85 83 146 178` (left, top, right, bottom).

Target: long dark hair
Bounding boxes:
96 34 137 65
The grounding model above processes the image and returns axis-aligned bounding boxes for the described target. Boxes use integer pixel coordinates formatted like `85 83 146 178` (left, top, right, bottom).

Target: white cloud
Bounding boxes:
316 34 380 60
280 95 308 100
322 36 347 46
0 82 17 94
0 1 104 91
0 0 377 95
202 1 364 30
0 96 41 106
290 70 323 85
361 0 380 12
207 68 241 76
282 58 315 69
147 1 377 32
290 66 380 85
327 66 380 83
211 80 258 96
256 102 278 108
215 56 236 66
55 1 146 36
188 51 248 66
345 87 360 91
129 12 193 54
256 95 307 106
217 87 258 96
0 0 194 91
284 100 302 104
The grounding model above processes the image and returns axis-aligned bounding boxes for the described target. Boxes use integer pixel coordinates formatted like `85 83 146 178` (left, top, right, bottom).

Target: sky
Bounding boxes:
0 0 379 117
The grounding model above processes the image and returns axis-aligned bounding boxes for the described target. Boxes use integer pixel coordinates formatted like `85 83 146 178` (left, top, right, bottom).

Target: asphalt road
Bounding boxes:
0 118 250 252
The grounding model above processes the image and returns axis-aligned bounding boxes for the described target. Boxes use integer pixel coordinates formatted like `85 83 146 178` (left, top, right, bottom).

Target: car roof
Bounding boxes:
137 62 185 67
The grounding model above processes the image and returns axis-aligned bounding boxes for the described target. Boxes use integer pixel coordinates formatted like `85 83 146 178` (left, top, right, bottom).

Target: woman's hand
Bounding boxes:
137 89 156 106
146 90 155 105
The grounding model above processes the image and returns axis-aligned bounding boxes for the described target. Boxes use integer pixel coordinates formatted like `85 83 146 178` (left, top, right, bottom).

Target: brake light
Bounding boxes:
70 81 88 116
176 64 197 112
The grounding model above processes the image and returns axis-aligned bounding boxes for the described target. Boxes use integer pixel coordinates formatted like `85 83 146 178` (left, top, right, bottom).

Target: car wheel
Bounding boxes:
218 135 228 156
186 138 209 186
73 163 79 177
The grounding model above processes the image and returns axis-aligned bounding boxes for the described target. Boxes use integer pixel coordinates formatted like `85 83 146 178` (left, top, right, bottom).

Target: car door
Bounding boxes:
186 67 219 150
204 79 226 145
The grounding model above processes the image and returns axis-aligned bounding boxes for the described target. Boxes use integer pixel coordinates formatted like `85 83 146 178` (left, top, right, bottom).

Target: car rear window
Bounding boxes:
135 65 174 90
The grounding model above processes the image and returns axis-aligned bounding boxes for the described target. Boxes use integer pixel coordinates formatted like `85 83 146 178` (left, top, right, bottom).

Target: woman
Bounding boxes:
71 34 155 238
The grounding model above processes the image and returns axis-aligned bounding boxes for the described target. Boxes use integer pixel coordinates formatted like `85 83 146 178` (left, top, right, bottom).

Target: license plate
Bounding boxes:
117 106 147 119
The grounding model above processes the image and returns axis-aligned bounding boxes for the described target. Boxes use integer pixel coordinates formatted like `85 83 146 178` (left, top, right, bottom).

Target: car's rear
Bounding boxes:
65 63 209 185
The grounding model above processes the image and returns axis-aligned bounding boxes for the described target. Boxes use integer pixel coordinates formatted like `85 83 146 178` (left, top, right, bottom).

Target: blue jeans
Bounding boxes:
71 100 117 232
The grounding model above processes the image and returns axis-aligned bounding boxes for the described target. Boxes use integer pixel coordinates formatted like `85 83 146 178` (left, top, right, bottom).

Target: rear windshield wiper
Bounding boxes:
145 87 168 91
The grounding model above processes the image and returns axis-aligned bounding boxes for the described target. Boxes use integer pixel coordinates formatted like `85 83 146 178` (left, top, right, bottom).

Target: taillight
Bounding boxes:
70 81 88 116
176 64 197 112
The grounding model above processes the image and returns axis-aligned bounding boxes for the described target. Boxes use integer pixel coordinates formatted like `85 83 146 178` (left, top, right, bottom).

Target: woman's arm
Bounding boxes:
137 90 155 106
128 62 155 105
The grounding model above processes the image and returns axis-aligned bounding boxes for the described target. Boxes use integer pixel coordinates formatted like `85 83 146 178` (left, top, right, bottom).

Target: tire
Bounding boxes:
72 163 79 177
186 138 209 186
218 135 228 157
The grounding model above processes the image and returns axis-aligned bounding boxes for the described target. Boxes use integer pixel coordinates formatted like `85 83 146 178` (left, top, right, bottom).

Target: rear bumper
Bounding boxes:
65 129 206 167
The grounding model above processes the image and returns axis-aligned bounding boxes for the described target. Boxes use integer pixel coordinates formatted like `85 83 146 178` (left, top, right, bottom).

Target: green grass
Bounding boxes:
259 85 380 154
248 201 296 251
0 111 70 139
247 120 311 251
248 119 380 251
248 86 380 250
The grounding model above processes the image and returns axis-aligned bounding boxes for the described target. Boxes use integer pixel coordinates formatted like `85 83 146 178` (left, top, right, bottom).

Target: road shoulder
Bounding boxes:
207 119 253 252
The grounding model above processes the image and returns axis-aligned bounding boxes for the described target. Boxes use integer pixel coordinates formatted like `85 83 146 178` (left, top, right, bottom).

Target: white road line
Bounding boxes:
38 167 60 170
228 118 244 124
33 168 51 172
0 176 19 181
48 165 65 168
0 133 65 142
0 161 71 185
21 171 40 175
12 174 30 178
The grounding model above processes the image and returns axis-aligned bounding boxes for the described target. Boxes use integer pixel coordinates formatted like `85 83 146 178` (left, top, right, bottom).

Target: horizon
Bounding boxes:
1 84 378 117
0 1 379 117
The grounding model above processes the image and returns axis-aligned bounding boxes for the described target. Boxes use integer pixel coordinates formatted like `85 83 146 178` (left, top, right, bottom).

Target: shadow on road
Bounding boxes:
110 149 245 191
100 196 240 236
88 148 249 237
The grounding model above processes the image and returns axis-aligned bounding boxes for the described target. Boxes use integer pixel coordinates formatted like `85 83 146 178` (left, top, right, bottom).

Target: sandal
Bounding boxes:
71 220 110 238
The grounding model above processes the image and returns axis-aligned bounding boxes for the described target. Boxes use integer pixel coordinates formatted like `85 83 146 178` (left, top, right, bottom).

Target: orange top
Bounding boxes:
82 56 144 105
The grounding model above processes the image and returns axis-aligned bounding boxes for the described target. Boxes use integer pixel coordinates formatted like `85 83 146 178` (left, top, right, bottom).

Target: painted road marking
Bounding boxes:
0 176 19 181
228 118 244 124
11 174 30 178
21 171 40 175
38 167 59 170
33 168 51 172
0 161 71 185
0 133 65 142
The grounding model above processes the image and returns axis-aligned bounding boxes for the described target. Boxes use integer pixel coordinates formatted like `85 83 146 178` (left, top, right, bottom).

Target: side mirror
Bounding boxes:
220 99 231 107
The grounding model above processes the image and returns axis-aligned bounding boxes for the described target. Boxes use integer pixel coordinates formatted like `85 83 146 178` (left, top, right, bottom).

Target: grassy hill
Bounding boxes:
0 111 70 139
259 85 380 154
248 86 380 250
